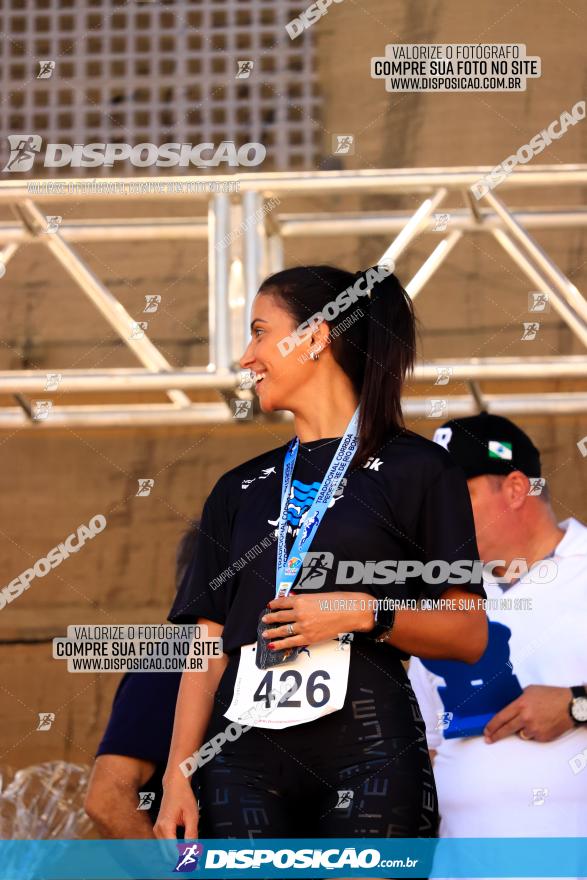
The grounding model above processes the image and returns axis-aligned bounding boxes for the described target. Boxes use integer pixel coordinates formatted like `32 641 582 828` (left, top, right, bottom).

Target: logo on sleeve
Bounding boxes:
241 466 277 490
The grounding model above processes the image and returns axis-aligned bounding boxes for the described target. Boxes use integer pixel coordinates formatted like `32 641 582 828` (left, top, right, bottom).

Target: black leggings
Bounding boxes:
195 645 438 840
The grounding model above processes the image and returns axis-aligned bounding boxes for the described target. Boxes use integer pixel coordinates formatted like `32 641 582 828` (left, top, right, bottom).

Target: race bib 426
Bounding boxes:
224 637 351 729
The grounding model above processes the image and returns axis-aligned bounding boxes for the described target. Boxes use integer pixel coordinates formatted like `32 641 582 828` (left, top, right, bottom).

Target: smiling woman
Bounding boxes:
154 264 487 847
240 264 416 467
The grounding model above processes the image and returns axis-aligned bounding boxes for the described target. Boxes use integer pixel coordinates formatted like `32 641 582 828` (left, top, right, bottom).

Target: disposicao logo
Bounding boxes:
2 136 266 172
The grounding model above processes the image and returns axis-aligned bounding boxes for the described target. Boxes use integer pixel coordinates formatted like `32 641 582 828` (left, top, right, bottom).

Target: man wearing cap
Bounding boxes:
408 412 587 845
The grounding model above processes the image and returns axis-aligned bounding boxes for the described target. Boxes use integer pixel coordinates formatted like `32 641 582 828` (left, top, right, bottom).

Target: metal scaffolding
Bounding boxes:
0 165 585 428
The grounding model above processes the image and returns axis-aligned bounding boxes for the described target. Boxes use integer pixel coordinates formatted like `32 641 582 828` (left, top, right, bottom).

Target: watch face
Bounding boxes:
572 697 587 723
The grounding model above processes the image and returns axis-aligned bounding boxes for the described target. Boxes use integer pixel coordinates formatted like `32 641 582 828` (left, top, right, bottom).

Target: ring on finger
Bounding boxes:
518 729 532 740
286 622 295 637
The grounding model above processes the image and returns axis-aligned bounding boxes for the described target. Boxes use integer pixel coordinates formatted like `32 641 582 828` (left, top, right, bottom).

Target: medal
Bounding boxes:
255 607 299 669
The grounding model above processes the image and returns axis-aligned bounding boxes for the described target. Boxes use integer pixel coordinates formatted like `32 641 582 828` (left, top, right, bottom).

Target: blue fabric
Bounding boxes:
96 671 182 763
421 620 523 737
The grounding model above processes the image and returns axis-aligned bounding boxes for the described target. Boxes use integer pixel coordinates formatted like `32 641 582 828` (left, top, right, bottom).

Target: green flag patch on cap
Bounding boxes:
435 413 541 479
488 440 513 460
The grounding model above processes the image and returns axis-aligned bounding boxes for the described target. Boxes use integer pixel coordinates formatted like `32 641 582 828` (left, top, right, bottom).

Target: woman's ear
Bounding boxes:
310 321 330 352
309 335 324 354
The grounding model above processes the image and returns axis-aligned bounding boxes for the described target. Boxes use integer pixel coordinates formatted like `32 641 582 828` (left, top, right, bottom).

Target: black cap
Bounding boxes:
432 412 541 480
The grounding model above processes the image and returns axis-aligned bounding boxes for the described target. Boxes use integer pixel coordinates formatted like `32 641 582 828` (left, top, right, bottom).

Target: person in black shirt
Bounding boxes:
155 266 488 846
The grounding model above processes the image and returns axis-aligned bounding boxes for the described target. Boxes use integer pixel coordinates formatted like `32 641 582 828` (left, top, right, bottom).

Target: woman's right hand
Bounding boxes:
154 776 199 840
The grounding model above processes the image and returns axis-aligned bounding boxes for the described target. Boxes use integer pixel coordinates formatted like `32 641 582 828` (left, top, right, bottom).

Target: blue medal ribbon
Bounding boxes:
275 408 360 598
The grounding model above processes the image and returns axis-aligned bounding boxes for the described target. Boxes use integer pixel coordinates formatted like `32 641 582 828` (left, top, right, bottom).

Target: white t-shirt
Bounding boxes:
409 517 587 842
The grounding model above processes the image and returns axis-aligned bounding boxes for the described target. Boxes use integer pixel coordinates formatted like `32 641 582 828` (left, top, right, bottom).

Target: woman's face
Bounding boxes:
239 292 314 412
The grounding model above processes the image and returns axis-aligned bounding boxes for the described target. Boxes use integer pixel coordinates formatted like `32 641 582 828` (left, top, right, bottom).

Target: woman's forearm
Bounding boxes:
163 626 228 786
264 589 488 662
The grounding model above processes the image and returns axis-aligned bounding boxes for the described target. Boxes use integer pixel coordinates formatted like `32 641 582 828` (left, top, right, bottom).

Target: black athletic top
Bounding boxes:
169 428 485 656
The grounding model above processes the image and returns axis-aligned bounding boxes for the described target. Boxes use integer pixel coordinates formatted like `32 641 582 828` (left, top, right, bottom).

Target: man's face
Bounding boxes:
466 475 510 561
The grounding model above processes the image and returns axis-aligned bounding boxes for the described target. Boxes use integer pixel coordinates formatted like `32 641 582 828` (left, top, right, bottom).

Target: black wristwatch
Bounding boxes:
569 685 587 724
367 606 396 643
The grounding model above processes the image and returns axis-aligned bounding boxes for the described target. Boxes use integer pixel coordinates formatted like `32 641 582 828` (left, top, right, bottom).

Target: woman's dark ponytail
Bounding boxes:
354 268 416 467
258 264 416 467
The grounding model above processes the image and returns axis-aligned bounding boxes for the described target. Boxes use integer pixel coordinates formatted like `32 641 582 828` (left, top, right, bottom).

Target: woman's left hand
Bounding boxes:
261 591 375 650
